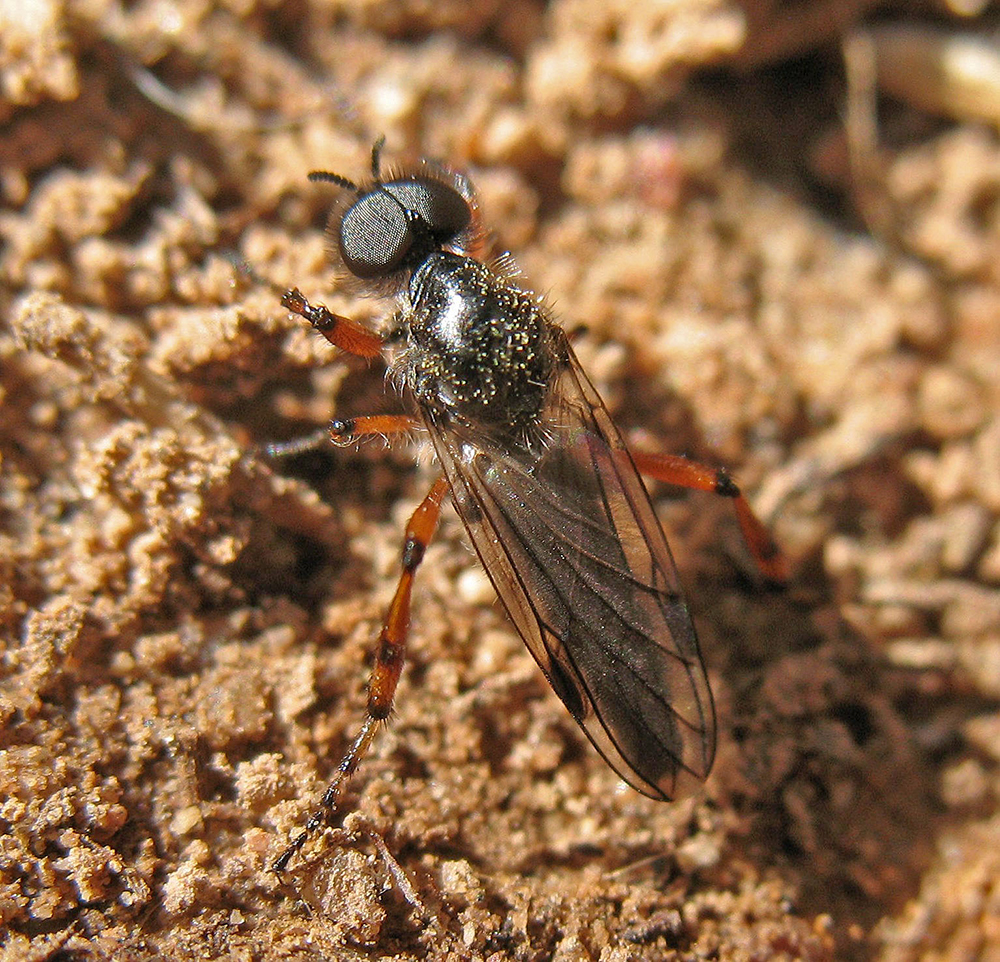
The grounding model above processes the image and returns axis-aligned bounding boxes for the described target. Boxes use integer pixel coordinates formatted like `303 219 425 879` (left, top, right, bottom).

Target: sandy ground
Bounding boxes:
2 1 999 959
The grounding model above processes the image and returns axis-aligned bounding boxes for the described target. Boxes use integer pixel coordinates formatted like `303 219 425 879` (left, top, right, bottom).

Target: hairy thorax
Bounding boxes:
398 252 558 433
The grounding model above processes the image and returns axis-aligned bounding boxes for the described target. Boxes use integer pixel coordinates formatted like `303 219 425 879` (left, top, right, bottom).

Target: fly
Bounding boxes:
271 139 787 874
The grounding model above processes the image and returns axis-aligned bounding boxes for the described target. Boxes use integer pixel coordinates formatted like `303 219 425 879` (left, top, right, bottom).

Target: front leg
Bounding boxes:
282 288 384 359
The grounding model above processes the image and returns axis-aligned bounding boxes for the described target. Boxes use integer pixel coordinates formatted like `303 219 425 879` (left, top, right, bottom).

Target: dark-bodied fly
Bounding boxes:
272 140 786 873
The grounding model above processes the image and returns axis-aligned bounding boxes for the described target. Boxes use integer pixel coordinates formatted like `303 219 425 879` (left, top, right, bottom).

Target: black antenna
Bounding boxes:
307 170 357 189
370 135 387 181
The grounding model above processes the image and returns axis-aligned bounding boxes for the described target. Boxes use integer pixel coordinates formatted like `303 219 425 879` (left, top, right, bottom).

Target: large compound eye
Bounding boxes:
383 178 471 241
336 175 473 280
339 191 414 279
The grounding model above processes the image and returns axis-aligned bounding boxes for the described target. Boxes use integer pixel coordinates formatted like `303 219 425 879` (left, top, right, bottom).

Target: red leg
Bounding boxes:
328 414 419 445
273 475 450 875
282 288 383 359
265 414 419 458
630 450 789 583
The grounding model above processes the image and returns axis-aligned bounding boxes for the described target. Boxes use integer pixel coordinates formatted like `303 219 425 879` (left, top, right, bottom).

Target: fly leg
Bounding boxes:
327 414 419 444
264 414 419 459
274 286 415 458
273 474 449 875
630 450 789 583
282 288 384 358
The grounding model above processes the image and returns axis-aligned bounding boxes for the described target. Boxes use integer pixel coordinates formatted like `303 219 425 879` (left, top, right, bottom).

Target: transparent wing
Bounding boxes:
423 344 715 800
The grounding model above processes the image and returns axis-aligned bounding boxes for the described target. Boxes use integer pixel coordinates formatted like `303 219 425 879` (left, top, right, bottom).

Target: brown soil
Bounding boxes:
2 2 999 960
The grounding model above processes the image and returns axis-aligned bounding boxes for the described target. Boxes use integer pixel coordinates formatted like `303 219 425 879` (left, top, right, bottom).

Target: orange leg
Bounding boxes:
630 450 789 583
329 414 419 445
281 288 384 359
264 414 419 458
273 474 449 875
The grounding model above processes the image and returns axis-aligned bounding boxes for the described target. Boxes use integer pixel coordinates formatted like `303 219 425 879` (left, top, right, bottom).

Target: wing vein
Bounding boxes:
422 344 715 799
